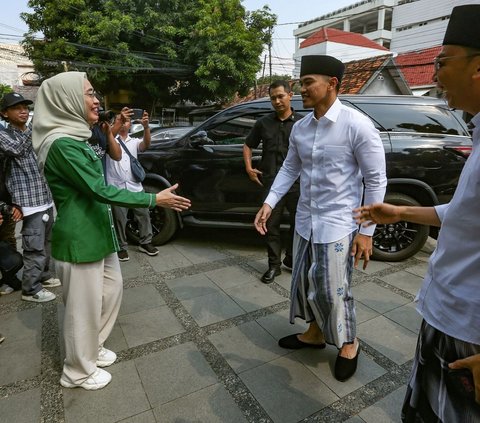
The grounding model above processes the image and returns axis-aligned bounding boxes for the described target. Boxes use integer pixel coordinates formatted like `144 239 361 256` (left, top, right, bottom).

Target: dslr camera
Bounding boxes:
0 201 13 216
98 110 116 124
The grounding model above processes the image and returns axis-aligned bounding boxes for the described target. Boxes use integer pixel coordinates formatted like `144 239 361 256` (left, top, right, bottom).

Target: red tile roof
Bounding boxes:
395 45 441 87
340 54 393 94
228 53 412 106
300 28 388 51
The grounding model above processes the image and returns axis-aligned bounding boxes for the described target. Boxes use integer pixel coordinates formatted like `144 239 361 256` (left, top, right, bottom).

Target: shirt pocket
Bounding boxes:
82 147 103 171
82 145 100 160
323 145 348 169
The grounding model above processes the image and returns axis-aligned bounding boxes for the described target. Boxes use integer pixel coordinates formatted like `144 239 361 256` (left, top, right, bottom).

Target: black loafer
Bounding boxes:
282 255 293 270
334 344 361 382
261 267 281 284
278 333 326 350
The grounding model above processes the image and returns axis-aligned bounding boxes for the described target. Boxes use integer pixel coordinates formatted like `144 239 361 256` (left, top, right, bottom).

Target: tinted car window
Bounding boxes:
357 104 467 135
206 113 269 145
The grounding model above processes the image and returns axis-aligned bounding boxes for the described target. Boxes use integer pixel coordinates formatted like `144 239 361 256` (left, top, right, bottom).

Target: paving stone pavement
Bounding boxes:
0 227 436 423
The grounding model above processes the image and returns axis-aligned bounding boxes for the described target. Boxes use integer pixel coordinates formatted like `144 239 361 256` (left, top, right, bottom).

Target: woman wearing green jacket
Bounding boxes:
32 71 190 390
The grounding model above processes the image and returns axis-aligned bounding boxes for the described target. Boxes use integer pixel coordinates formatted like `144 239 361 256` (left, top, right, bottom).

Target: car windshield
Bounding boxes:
357 103 468 135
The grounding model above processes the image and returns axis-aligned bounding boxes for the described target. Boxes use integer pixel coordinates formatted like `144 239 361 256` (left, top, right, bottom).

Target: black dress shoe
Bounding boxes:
334 344 361 382
261 267 281 284
278 333 326 350
282 255 293 270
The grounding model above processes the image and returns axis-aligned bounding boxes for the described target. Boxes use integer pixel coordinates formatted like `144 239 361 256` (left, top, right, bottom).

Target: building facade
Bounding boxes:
293 0 395 54
293 28 390 77
391 0 479 53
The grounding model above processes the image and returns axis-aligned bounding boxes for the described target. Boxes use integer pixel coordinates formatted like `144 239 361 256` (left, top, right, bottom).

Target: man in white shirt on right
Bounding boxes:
255 55 387 382
355 5 480 420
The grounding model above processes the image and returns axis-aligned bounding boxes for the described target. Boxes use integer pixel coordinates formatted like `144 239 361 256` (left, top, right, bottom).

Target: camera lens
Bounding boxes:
98 110 116 123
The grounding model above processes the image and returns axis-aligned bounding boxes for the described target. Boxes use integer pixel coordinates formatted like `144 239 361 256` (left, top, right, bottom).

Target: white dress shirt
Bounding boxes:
105 135 143 193
265 98 387 243
416 112 480 345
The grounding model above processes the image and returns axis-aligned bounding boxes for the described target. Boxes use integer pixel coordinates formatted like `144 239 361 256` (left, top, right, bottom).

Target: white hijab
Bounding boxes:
32 71 93 168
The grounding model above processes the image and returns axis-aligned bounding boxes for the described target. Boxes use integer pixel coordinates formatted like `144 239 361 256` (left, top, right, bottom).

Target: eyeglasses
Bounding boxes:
84 90 97 99
433 54 480 71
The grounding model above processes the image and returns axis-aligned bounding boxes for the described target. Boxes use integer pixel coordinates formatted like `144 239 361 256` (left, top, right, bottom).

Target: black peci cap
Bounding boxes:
1 92 33 111
443 5 480 49
300 55 345 82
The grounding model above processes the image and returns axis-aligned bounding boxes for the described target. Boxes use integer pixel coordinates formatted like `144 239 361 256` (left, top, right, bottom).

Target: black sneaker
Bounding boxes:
118 250 129 262
139 243 159 256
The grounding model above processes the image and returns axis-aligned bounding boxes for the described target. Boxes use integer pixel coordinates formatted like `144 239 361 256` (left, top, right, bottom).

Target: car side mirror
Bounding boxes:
189 130 213 147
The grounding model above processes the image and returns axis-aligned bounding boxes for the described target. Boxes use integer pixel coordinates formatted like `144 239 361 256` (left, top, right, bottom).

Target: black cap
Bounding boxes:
300 55 345 82
443 5 480 49
1 92 33 111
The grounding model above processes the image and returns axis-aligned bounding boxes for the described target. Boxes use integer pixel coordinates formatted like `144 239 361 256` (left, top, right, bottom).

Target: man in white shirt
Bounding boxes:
255 55 387 381
355 5 480 419
106 112 158 261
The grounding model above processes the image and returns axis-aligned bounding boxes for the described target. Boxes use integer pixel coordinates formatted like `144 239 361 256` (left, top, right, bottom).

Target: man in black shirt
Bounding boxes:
243 80 302 283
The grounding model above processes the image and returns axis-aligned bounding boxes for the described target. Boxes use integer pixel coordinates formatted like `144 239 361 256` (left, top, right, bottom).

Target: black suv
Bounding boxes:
132 95 471 261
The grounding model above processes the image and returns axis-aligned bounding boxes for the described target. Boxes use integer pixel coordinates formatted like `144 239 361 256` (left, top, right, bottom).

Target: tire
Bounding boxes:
125 184 179 246
371 193 429 262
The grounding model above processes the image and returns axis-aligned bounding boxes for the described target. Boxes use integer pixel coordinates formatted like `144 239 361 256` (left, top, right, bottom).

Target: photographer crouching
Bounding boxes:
0 203 23 295
0 145 23 297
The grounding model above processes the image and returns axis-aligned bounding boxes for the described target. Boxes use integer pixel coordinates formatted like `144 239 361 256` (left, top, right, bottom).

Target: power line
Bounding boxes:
0 23 27 34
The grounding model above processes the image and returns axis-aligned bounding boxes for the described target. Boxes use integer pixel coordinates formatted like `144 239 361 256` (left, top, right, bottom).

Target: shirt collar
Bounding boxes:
274 108 296 122
470 112 480 129
470 112 480 145
311 98 342 123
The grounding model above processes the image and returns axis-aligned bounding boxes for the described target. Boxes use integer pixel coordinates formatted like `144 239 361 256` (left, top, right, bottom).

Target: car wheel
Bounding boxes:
371 193 429 262
125 184 179 246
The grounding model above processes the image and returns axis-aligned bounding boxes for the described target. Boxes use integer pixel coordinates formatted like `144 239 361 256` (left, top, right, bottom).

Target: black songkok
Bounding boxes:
299 55 345 83
443 5 480 49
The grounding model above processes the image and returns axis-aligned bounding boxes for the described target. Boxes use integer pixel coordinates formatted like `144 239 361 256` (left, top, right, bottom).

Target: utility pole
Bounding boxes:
261 54 267 81
268 26 272 84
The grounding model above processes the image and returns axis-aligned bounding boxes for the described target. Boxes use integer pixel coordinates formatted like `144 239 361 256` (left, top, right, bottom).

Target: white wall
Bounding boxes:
363 70 401 94
0 63 22 87
294 0 395 53
391 0 480 53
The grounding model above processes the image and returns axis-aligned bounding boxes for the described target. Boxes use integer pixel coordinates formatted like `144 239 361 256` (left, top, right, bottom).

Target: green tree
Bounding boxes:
256 74 293 86
0 84 13 100
21 0 276 105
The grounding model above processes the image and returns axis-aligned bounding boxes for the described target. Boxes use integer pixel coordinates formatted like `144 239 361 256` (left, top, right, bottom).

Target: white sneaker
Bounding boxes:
0 284 14 295
22 288 56 303
42 277 61 288
60 368 112 390
97 347 117 367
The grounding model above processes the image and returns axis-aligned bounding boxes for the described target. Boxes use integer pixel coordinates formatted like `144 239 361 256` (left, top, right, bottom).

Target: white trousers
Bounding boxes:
56 253 123 384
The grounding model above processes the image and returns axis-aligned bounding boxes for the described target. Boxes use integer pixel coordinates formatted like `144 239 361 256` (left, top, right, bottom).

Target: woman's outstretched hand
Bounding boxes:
155 183 191 212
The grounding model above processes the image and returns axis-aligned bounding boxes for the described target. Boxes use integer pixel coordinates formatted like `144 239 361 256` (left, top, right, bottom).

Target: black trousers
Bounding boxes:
266 189 299 268
0 241 23 290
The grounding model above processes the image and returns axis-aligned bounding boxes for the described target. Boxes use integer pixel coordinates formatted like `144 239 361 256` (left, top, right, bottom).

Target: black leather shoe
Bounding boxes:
278 333 326 350
334 344 361 382
261 267 281 284
282 255 293 270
